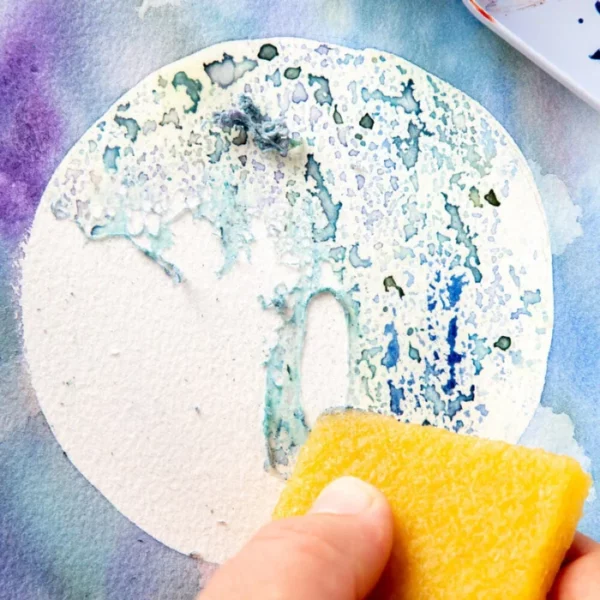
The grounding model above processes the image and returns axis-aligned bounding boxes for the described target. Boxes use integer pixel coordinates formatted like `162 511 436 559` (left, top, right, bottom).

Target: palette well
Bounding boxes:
464 0 600 111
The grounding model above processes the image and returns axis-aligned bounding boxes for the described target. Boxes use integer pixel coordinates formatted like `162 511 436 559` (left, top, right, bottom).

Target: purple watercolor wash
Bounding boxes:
0 4 65 245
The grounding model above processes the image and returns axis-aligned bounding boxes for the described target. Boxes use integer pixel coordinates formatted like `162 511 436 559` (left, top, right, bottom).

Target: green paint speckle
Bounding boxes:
258 43 279 61
494 336 511 350
359 113 374 129
333 105 344 124
284 66 302 80
383 275 405 298
484 189 500 207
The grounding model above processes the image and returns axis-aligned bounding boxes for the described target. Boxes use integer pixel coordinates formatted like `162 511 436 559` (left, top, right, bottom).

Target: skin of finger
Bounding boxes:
200 501 393 600
563 533 600 565
548 549 600 600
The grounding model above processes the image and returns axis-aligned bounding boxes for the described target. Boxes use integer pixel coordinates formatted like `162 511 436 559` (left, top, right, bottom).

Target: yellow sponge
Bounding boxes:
273 410 591 600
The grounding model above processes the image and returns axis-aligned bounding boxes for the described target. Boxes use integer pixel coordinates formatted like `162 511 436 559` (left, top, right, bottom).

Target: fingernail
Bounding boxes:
310 477 378 515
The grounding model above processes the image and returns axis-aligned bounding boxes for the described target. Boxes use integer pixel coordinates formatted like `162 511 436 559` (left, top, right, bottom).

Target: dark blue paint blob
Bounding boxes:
381 322 400 369
447 274 466 308
590 49 600 60
388 380 405 415
442 316 463 394
596 1 600 14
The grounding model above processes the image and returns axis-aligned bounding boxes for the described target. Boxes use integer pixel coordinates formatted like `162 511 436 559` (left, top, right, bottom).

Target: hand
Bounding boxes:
549 532 600 599
199 477 600 599
200 477 393 600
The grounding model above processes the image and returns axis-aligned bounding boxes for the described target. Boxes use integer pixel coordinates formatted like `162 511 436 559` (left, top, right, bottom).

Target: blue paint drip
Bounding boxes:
388 380 405 415
306 154 342 242
381 322 400 369
442 316 462 394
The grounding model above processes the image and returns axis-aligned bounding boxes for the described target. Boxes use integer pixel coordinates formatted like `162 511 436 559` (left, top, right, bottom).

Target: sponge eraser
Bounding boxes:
273 410 591 599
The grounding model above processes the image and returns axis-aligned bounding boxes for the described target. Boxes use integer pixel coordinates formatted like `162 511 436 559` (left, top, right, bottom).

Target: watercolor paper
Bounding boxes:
21 38 552 562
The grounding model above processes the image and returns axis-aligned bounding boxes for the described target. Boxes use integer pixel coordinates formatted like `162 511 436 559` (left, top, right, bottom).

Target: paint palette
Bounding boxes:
464 0 600 111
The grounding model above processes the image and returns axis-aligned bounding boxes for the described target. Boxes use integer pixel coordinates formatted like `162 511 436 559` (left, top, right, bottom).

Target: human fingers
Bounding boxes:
549 533 600 600
200 477 394 600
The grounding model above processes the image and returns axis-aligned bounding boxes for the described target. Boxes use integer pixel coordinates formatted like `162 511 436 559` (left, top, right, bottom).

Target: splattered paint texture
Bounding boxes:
22 38 552 561
2 1 600 598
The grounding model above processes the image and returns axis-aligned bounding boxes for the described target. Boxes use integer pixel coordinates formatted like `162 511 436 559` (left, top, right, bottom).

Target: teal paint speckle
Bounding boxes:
361 79 420 114
102 146 120 172
349 243 372 268
114 116 140 142
329 246 346 262
205 54 258 88
308 74 333 105
172 71 202 113
408 344 421 362
444 196 482 283
306 154 341 242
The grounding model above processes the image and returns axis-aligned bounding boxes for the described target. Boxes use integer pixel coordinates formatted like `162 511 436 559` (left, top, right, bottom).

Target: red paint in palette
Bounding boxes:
468 0 494 22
